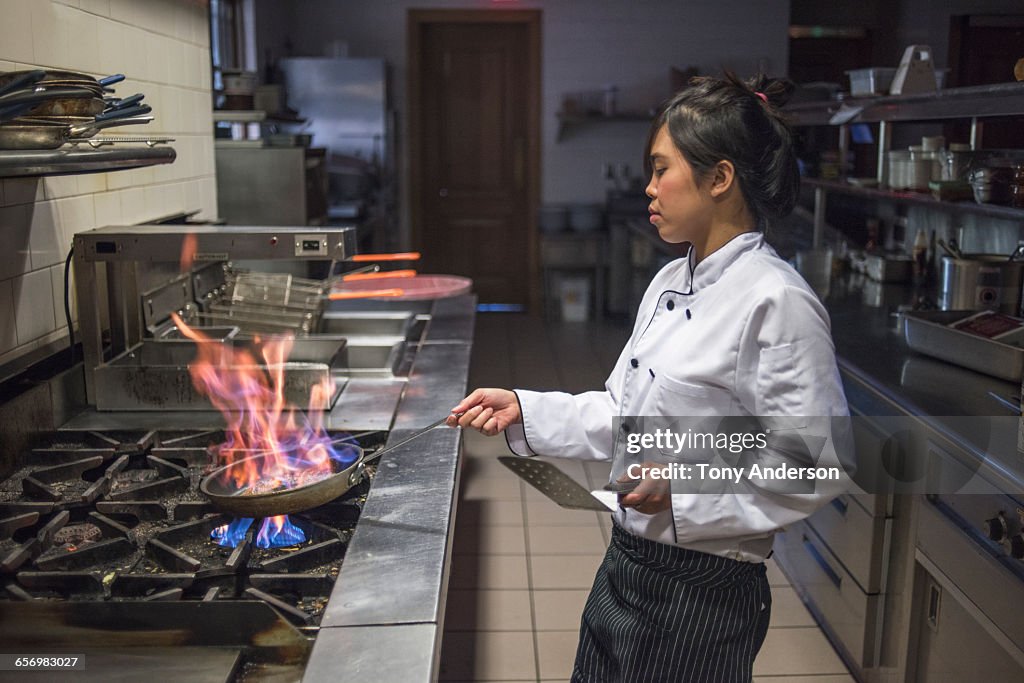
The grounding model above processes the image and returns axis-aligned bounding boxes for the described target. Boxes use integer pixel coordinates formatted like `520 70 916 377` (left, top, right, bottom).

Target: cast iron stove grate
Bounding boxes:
1 429 384 628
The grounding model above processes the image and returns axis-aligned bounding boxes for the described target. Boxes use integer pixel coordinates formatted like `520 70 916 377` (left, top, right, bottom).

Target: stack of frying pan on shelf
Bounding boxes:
0 69 165 150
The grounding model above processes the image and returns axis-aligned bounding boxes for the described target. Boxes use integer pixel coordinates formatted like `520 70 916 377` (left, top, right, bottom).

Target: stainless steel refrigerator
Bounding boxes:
280 57 393 235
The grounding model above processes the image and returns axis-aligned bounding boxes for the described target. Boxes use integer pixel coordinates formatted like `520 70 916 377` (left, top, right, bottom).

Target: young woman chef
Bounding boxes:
447 73 852 683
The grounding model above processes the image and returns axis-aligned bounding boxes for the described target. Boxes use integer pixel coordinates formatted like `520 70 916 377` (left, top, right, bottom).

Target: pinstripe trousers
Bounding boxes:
571 524 771 683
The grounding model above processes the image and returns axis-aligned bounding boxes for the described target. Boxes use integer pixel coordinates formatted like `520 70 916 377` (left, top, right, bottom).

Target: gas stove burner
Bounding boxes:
53 522 102 547
0 428 387 628
106 455 189 502
114 468 160 484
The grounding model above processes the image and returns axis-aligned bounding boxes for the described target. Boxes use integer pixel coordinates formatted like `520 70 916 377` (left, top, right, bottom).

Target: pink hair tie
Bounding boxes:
754 91 768 103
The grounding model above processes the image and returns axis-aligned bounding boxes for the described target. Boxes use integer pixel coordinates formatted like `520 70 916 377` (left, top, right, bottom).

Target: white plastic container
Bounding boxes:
846 67 947 96
560 276 591 322
846 68 897 96
887 150 911 190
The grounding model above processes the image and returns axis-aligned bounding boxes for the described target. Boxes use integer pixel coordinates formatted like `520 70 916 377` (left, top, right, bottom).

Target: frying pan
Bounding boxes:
201 416 454 517
23 103 152 126
0 114 154 150
23 87 146 119
0 70 45 98
0 70 123 91
0 86 98 122
200 448 364 517
22 96 107 118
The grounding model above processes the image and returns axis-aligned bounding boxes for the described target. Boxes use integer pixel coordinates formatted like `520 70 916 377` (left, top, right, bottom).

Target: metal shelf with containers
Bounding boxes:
785 81 1024 247
554 84 654 141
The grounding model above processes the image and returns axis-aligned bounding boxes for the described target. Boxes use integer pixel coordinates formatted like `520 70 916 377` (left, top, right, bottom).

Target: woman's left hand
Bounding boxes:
617 463 672 514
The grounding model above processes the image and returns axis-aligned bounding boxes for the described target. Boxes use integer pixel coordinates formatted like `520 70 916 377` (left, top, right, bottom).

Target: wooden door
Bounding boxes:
409 11 540 309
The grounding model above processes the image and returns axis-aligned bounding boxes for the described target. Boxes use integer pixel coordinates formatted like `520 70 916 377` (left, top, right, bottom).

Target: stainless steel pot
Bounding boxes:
939 253 1024 314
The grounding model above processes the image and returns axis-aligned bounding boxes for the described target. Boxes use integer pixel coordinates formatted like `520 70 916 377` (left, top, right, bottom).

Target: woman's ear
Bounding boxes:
708 160 736 198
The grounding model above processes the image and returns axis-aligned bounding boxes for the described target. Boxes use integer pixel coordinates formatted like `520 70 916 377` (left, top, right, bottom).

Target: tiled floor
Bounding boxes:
439 313 855 682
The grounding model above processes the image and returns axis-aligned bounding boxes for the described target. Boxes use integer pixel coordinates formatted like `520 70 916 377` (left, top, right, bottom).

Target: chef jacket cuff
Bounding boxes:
503 390 538 457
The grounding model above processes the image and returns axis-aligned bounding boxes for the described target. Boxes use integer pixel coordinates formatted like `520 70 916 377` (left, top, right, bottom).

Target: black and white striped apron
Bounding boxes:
571 524 771 683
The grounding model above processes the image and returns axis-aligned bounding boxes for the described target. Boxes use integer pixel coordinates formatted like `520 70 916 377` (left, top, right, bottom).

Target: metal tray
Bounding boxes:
94 341 336 411
902 309 1024 381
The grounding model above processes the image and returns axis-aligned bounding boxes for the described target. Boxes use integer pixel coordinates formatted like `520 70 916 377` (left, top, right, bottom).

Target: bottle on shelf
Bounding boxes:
1012 163 1024 209
912 227 929 282
603 85 618 117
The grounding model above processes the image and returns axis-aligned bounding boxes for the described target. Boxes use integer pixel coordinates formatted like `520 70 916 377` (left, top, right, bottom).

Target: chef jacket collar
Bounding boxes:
683 231 763 294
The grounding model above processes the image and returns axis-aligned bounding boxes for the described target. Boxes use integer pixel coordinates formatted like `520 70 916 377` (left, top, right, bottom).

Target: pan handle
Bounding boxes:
69 114 154 138
341 269 417 282
98 74 126 87
103 93 145 112
327 288 405 300
94 103 152 122
350 252 421 262
358 414 461 468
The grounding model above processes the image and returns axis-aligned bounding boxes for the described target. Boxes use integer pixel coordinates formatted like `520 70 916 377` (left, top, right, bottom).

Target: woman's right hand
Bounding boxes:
447 388 522 436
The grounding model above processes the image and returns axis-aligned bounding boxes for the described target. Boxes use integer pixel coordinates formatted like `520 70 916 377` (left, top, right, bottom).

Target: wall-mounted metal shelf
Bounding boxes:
0 145 176 178
803 178 1024 223
787 82 1024 246
786 81 1024 126
556 111 651 141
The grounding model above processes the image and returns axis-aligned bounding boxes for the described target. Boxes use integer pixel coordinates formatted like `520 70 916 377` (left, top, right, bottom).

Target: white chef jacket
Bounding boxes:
505 231 852 562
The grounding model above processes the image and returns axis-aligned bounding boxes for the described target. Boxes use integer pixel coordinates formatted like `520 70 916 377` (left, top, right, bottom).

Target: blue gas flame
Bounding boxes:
256 517 306 548
211 517 254 546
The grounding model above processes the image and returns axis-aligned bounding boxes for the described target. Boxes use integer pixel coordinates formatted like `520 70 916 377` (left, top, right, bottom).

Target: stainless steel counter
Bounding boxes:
821 275 1023 492
50 294 476 682
302 295 475 683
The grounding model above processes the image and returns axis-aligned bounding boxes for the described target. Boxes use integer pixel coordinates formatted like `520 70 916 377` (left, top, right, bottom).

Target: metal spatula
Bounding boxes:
498 456 615 511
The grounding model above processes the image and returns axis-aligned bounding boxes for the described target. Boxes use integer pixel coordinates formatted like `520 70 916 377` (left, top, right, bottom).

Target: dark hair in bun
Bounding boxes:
644 71 800 230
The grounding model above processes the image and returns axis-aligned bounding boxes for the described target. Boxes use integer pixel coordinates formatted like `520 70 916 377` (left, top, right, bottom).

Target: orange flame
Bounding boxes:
170 312 339 492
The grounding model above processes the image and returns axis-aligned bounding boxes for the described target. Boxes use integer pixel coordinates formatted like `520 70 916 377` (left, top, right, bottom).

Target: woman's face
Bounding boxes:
645 125 714 244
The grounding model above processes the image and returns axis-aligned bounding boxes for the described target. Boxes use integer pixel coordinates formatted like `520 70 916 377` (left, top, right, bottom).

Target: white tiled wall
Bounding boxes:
0 0 217 368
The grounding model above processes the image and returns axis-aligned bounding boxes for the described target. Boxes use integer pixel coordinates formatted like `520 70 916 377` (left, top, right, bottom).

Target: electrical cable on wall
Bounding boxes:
63 246 75 364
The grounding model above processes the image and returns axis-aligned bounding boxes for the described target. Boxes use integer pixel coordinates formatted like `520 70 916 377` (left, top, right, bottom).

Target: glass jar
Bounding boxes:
887 150 911 190
908 146 933 191
943 143 973 181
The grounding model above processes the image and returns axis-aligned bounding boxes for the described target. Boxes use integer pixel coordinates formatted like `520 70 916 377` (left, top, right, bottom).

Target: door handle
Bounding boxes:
802 534 842 589
439 188 448 198
830 496 848 516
